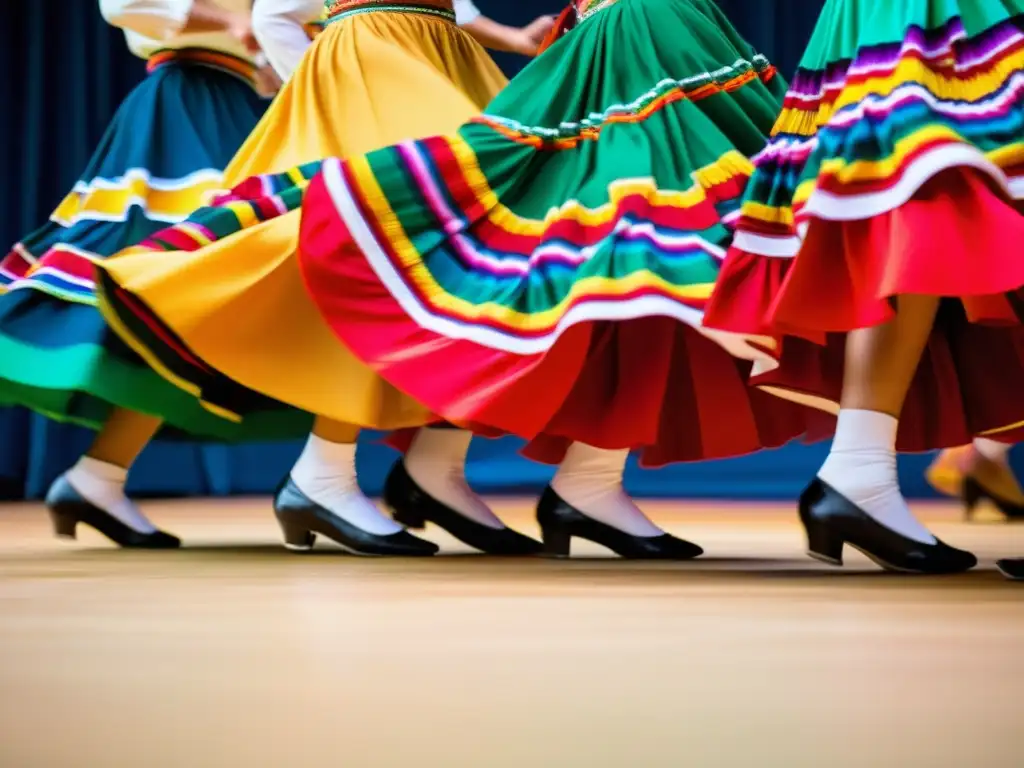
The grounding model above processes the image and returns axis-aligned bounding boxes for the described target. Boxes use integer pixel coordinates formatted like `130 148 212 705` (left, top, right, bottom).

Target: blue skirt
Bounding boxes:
0 49 311 440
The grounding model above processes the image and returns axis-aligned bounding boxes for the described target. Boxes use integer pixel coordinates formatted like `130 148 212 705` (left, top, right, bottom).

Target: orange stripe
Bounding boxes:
146 48 255 81
472 67 774 149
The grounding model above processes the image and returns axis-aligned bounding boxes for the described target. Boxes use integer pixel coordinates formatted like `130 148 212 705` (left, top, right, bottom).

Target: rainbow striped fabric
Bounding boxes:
729 1 1024 259
119 161 323 257
297 0 785 354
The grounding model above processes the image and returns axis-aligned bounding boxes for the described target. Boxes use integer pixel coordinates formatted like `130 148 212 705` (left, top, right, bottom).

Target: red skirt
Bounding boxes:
705 169 1024 451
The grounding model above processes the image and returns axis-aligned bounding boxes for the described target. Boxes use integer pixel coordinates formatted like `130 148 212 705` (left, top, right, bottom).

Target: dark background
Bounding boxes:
0 1 969 501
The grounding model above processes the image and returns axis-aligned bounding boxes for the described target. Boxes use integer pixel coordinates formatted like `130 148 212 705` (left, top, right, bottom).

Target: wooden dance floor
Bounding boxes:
0 498 1020 767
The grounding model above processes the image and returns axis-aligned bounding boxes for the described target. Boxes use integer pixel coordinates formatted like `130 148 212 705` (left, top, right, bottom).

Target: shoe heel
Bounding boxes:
541 526 571 558
49 507 78 539
962 477 983 522
277 517 316 551
804 521 843 565
390 505 426 530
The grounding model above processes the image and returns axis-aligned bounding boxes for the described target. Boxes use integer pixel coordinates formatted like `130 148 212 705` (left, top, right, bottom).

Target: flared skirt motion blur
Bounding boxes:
97 2 508 432
0 50 282 439
293 0 812 465
704 0 1024 451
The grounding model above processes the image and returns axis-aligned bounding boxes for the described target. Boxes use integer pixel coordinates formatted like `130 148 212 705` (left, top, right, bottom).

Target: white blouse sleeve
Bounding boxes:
99 0 193 40
453 0 482 25
252 0 324 80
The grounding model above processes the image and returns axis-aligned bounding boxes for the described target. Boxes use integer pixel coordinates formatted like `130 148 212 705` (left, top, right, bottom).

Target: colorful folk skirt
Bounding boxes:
96 4 508 432
293 0 812 466
704 0 1024 451
0 49 305 439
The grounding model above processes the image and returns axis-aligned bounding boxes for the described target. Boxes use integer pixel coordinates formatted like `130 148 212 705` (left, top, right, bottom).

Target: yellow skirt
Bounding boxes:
99 12 507 429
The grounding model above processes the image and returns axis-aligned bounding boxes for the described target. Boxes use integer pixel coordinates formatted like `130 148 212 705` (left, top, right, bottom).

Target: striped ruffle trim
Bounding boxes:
471 55 777 148
783 16 1022 119
51 168 227 227
0 244 99 304
312 135 763 354
123 161 321 255
0 167 229 303
0 162 315 302
729 15 1024 256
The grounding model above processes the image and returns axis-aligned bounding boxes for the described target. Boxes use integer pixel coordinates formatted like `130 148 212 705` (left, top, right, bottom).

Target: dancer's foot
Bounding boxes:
799 479 976 574
274 476 437 556
819 410 937 544
279 435 437 555
808 410 975 573
536 486 703 559
385 459 541 555
48 461 180 549
537 443 702 559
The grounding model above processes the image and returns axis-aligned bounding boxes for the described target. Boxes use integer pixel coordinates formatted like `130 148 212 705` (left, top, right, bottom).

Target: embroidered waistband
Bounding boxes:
146 48 256 82
323 0 456 25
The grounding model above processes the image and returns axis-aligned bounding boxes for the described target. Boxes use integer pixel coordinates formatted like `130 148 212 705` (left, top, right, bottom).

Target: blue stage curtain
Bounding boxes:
0 0 979 501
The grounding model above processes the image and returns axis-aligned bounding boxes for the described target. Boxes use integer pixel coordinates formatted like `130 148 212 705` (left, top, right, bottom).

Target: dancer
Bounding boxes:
102 0 816 559
291 0 816 559
925 441 1024 521
703 0 1024 574
94 0 554 557
0 0 308 548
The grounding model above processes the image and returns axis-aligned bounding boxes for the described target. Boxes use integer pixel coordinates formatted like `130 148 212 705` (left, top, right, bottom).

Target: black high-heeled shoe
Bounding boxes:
45 475 181 549
273 476 438 556
799 478 976 574
535 486 703 560
962 476 1024 521
383 460 542 555
996 559 1024 581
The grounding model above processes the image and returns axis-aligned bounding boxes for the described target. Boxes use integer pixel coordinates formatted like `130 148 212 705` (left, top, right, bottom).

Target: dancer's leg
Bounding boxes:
85 408 162 467
537 442 702 560
403 427 505 529
61 408 163 533
551 444 663 537
817 295 940 543
289 417 403 535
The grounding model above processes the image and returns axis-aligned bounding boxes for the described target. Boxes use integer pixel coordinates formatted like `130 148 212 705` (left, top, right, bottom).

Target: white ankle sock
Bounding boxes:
290 435 403 536
818 409 936 545
404 428 504 529
64 456 157 534
974 437 1012 463
550 443 662 538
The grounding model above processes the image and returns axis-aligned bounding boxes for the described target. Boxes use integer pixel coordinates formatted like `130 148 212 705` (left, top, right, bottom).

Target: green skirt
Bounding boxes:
293 0 811 465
